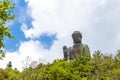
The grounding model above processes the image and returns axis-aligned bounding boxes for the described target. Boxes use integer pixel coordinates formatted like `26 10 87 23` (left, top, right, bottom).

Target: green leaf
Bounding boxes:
0 0 15 59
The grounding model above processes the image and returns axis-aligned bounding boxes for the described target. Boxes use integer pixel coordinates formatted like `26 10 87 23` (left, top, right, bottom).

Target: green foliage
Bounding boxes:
0 68 21 80
5 68 21 80
21 51 120 80
0 68 9 79
0 50 120 80
0 0 15 59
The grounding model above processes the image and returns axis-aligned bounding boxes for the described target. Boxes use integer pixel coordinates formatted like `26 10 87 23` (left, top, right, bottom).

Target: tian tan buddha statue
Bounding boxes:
63 31 91 61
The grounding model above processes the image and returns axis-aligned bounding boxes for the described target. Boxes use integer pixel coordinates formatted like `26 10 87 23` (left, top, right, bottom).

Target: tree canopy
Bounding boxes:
1 50 119 80
20 51 120 80
0 0 15 59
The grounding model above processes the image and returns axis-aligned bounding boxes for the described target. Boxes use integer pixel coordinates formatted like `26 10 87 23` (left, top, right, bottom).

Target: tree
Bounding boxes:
7 61 12 68
0 68 9 79
0 0 15 59
5 68 21 80
20 50 120 80
22 56 31 70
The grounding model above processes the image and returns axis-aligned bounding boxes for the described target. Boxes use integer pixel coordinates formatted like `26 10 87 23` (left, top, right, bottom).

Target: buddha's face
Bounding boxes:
72 34 82 44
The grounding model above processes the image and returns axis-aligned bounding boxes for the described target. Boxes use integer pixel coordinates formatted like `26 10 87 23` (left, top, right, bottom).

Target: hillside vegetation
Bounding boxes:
0 50 120 80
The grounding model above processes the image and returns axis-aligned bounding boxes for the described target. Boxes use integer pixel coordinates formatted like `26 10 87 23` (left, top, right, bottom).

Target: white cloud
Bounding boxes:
0 40 43 71
1 0 120 71
0 40 64 71
23 0 120 53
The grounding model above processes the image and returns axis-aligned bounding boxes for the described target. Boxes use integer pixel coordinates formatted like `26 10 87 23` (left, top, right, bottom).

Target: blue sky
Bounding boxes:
4 0 29 51
0 0 120 71
4 0 57 51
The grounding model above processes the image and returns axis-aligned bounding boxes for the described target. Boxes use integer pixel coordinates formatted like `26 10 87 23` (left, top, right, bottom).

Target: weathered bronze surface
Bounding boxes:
63 31 91 61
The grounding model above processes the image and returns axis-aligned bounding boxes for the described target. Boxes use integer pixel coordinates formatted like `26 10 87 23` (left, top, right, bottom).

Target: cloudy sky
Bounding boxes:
0 0 120 71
